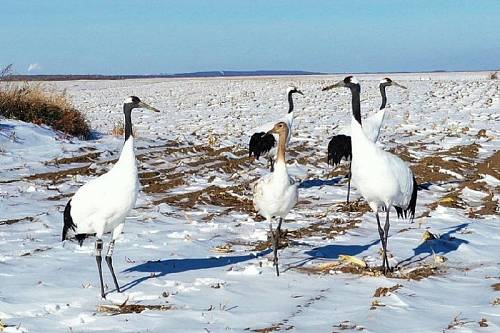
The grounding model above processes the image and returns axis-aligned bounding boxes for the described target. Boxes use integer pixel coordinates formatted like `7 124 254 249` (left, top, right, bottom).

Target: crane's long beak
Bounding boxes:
321 80 344 91
138 101 161 112
296 90 304 95
392 81 407 90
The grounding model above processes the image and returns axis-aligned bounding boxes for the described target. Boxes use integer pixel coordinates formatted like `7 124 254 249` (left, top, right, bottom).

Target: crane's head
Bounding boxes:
321 76 359 91
267 121 289 135
123 96 160 112
287 85 304 96
380 78 407 90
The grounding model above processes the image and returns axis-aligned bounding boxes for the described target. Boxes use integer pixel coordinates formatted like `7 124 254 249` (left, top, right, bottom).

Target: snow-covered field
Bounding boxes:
1 72 499 332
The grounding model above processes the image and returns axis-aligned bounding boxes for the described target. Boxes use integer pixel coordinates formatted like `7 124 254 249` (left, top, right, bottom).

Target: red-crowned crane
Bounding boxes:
322 76 417 274
324 78 407 204
249 86 303 171
252 122 298 276
62 96 160 298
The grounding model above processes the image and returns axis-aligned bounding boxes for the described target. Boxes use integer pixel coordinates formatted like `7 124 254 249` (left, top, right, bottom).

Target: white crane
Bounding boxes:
322 76 417 274
252 121 298 276
62 96 160 298
323 77 407 204
249 86 303 171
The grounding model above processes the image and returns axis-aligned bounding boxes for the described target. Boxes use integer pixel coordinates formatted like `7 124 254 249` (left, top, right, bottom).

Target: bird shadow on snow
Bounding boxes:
120 249 272 292
285 239 380 271
299 177 342 189
305 239 380 259
398 223 470 267
0 123 23 141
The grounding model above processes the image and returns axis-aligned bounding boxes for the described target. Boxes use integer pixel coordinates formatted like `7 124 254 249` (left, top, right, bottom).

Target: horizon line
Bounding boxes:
3 68 499 81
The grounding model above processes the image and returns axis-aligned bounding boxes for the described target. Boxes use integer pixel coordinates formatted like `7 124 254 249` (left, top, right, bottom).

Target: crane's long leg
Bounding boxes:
269 221 276 265
375 212 387 273
269 157 275 172
383 207 391 274
269 219 281 276
105 240 120 293
95 239 105 298
274 218 283 277
346 160 352 206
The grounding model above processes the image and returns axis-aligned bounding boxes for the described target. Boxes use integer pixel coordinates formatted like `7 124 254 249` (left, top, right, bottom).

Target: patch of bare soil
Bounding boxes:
27 164 97 183
411 143 480 184
338 200 371 214
288 219 359 240
248 323 294 332
0 216 34 225
139 144 252 198
324 165 349 179
50 151 100 165
141 176 186 194
20 246 53 257
46 193 73 201
250 219 360 252
415 144 499 218
97 301 174 315
153 183 254 213
389 144 420 163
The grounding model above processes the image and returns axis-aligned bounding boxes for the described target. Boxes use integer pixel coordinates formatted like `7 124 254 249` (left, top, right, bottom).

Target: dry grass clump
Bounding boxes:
97 302 173 315
111 121 125 137
490 71 498 80
0 84 91 139
0 65 90 138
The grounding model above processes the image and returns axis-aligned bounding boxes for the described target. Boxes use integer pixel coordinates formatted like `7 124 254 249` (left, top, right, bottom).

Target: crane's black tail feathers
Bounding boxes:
62 199 87 246
327 135 352 166
395 176 418 221
249 132 276 159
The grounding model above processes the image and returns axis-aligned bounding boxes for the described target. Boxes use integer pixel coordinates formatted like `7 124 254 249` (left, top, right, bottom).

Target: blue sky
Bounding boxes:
1 0 499 75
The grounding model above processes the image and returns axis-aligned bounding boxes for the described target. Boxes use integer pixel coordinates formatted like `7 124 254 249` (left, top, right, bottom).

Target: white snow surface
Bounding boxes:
0 72 499 332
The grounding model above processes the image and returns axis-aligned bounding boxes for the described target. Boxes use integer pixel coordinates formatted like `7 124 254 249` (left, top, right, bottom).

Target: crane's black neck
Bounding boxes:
350 84 362 125
124 104 133 142
287 91 294 113
380 83 388 110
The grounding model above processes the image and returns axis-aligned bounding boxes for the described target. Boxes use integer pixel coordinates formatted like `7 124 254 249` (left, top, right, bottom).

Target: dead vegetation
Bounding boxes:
97 298 174 315
250 218 360 252
20 246 53 257
111 121 125 137
248 323 294 332
0 65 91 138
296 260 443 281
444 313 475 331
373 284 403 297
332 320 365 331
50 150 100 165
0 216 34 226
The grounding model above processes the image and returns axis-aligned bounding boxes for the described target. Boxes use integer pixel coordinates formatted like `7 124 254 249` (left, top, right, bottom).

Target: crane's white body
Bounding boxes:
338 108 386 144
253 159 298 220
69 137 139 238
350 117 413 212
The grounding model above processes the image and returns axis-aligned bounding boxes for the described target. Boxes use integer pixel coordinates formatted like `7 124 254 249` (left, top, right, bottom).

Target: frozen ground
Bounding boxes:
0 72 499 332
